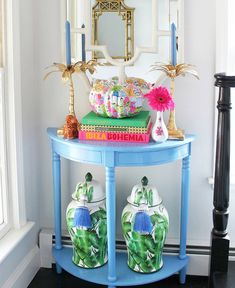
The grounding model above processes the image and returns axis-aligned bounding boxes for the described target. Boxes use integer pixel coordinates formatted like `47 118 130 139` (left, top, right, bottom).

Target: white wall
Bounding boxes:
21 0 40 226
36 0 235 247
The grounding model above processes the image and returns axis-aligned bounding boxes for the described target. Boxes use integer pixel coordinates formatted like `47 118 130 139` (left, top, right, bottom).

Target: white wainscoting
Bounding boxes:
2 246 40 288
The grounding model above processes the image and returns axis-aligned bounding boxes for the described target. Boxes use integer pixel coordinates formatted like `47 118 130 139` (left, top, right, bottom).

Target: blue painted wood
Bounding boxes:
179 266 187 285
52 151 62 274
48 127 195 286
53 247 189 286
179 154 191 284
81 24 86 62
106 166 117 282
48 128 194 166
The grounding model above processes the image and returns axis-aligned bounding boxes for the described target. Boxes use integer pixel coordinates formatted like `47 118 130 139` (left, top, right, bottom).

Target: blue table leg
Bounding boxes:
179 154 191 284
106 166 117 284
52 151 62 274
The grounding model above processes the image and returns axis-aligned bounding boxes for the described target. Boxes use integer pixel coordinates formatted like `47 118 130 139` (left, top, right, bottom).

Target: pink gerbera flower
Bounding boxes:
144 86 175 112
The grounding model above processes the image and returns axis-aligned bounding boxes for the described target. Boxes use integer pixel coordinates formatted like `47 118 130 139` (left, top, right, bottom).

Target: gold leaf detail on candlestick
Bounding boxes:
44 60 100 139
150 62 199 80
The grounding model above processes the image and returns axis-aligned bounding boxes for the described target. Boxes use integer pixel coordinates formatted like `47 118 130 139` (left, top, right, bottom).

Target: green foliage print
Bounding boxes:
122 210 169 273
74 182 94 203
66 207 107 268
133 187 153 206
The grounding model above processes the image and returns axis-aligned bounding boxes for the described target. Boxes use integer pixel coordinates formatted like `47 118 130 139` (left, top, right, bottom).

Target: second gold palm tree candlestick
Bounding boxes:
150 63 199 140
167 78 184 140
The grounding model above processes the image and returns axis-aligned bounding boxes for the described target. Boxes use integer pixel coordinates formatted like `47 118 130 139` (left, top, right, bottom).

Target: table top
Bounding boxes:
48 128 195 167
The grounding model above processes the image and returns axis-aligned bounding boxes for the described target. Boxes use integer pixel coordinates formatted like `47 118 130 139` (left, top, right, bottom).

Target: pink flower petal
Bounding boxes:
144 86 175 112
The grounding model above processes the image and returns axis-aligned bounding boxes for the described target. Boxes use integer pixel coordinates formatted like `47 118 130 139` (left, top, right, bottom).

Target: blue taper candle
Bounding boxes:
81 24 86 62
65 21 71 66
171 23 177 66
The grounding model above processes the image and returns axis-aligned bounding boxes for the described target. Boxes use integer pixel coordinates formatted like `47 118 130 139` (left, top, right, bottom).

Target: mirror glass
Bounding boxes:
91 0 134 61
95 12 126 59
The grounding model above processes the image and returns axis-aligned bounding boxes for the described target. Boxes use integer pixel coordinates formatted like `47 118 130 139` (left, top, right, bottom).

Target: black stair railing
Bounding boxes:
209 73 235 287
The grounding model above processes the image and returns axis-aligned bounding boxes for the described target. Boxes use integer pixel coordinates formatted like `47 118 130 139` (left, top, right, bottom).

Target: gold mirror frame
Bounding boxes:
92 0 135 61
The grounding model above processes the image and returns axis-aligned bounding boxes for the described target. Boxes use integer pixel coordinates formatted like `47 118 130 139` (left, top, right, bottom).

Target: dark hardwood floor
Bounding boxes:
28 266 208 288
212 261 235 288
29 261 235 288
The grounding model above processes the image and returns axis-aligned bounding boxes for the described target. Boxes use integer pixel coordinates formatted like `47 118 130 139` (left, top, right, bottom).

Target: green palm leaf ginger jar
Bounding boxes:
66 172 107 268
121 176 169 273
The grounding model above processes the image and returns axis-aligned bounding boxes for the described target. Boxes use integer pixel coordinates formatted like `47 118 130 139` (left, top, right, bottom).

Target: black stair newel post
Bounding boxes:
209 73 235 287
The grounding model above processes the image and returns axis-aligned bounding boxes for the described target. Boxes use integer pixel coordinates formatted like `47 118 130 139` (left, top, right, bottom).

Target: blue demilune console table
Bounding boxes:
47 127 195 287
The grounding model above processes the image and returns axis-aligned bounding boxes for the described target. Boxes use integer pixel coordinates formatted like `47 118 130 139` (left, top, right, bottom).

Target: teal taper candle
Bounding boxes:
81 24 86 62
65 21 71 66
171 23 177 66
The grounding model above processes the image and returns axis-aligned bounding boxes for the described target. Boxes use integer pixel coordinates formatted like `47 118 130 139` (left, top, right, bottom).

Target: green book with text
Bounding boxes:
82 111 150 128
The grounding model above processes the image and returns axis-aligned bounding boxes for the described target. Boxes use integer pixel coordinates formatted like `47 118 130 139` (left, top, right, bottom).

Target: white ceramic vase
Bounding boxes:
151 111 168 143
66 173 107 268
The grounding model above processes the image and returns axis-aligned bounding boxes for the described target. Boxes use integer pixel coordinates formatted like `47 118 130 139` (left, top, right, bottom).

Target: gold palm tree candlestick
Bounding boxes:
44 60 99 139
150 63 199 140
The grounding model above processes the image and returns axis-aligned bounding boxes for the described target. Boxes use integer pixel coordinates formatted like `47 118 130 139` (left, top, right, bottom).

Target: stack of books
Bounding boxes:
79 111 152 143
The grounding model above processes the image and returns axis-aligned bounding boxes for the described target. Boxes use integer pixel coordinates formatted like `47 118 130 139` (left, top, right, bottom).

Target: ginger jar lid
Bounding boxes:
127 176 162 207
72 173 105 203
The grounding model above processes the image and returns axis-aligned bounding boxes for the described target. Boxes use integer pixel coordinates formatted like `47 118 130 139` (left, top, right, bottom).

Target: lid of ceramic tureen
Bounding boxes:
92 77 150 94
127 176 162 207
72 173 105 203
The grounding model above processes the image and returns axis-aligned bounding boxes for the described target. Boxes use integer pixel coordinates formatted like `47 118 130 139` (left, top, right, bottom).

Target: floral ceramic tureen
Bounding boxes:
89 77 150 118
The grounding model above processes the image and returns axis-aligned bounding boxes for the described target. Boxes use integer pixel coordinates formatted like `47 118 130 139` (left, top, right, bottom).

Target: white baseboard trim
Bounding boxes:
187 254 209 276
2 245 40 288
39 229 235 277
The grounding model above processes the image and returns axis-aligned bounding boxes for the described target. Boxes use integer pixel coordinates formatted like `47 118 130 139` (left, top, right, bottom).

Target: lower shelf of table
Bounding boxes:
53 247 189 286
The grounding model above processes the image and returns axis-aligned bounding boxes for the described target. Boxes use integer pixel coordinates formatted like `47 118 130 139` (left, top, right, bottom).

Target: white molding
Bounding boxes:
187 254 209 276
61 0 67 63
215 0 229 72
39 228 54 268
2 245 40 288
208 0 229 188
0 0 10 239
0 68 10 239
85 0 157 83
178 0 184 63
0 222 35 263
5 0 26 228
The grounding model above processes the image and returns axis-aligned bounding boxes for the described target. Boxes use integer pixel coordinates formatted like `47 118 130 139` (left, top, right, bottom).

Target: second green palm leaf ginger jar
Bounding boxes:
121 176 169 273
66 173 107 268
